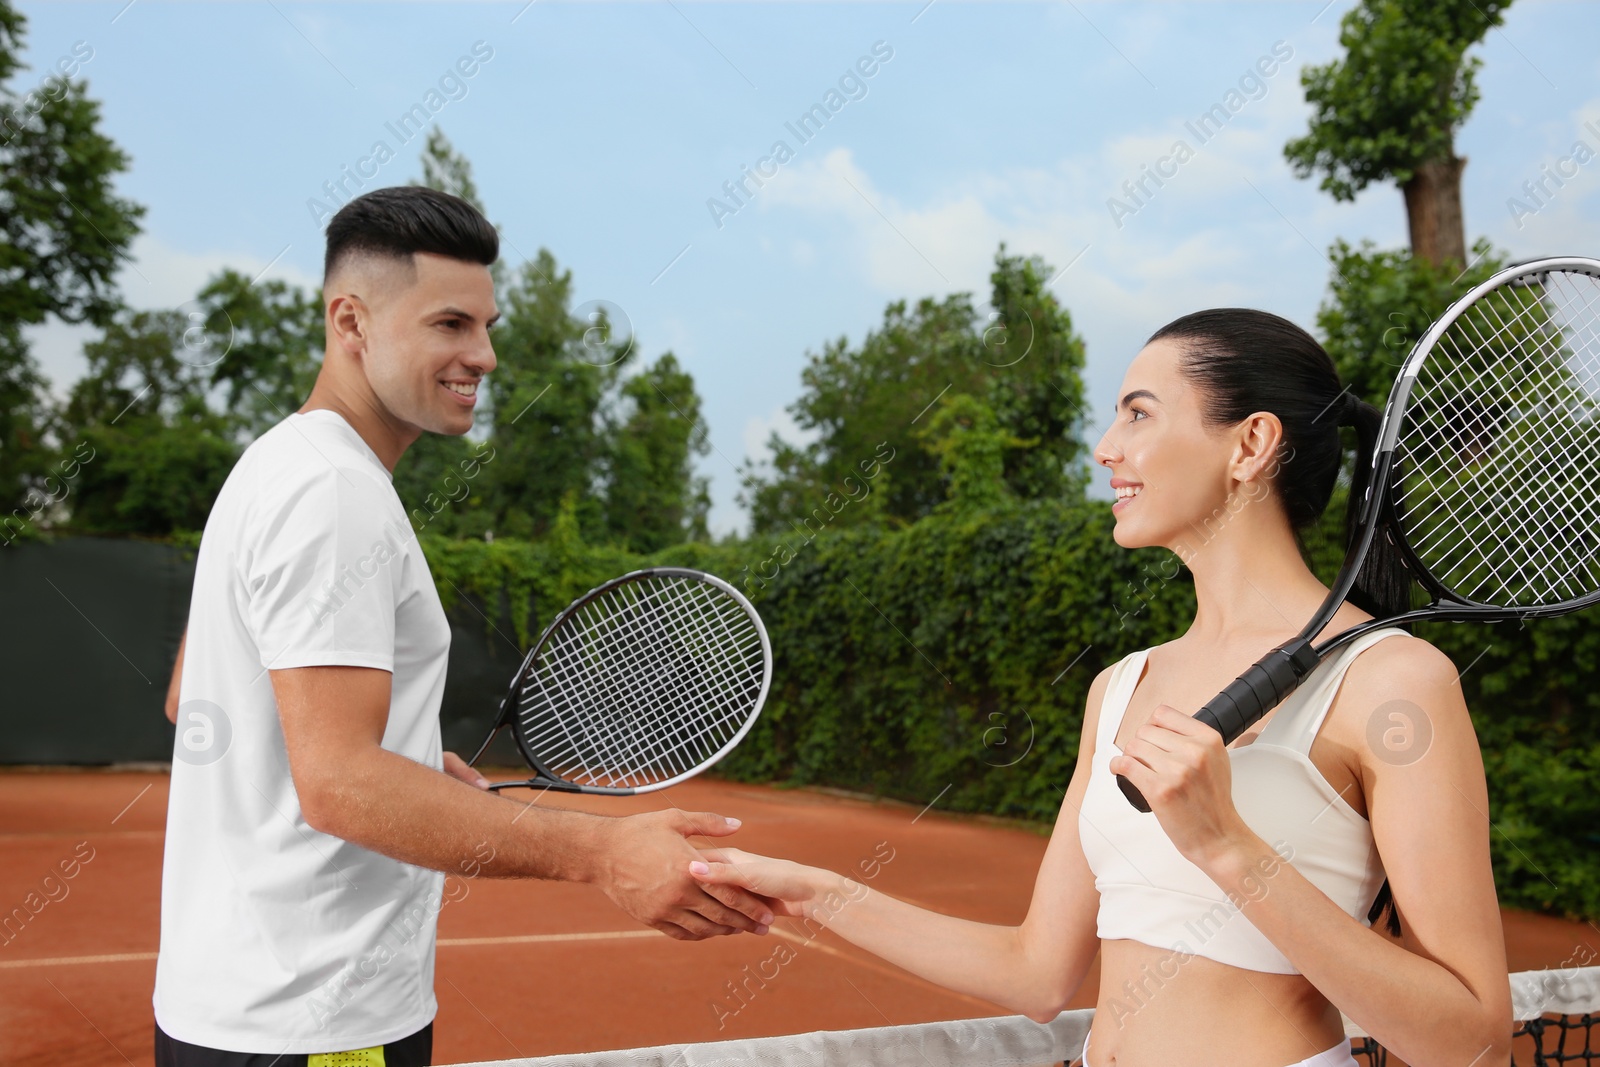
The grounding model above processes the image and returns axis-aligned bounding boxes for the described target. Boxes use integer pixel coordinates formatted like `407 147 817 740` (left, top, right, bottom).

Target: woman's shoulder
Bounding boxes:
1348 629 1461 685
1338 629 1473 728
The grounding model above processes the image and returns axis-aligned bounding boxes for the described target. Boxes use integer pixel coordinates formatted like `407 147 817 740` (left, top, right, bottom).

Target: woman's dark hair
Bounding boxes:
323 185 499 281
1148 307 1412 937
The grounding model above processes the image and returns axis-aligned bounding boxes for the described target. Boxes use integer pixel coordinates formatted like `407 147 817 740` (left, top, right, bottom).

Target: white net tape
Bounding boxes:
1395 268 1600 607
454 1011 1091 1067
515 575 765 789
449 968 1600 1067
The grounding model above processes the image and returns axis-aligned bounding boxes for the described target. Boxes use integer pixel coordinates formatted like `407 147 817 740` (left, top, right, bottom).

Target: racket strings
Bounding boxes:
620 585 758 767
514 576 765 788
1398 285 1597 601
524 598 703 784
523 590 745 787
1409 320 1600 597
523 596 687 782
1395 266 1600 607
525 600 676 780
572 582 760 770
524 594 672 774
1405 293 1600 602
1449 274 1600 596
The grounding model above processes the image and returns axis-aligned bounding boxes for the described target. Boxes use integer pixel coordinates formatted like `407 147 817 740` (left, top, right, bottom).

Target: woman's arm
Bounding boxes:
1184 638 1513 1067
692 665 1113 1022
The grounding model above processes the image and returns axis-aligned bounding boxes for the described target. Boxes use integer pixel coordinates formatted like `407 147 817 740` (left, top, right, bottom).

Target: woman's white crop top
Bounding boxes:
1077 628 1402 974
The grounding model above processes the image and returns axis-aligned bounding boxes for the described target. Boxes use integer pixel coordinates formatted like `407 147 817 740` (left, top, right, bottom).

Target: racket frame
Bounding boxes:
467 566 772 797
1116 255 1600 811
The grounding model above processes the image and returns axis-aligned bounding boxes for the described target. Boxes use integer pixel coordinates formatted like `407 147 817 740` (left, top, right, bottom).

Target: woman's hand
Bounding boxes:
1108 704 1253 866
689 847 831 920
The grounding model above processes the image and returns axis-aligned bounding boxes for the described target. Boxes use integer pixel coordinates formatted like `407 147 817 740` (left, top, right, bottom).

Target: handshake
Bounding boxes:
589 806 887 941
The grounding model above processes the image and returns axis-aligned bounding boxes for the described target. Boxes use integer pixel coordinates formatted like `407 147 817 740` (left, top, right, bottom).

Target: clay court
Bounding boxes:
2 769 1596 1066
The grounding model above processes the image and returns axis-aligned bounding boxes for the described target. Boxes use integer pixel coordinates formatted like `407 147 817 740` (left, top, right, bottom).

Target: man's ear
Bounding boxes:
324 253 410 361
326 292 371 360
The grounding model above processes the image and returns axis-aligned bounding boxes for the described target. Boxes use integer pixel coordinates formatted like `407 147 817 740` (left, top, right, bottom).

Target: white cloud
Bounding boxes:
740 402 816 466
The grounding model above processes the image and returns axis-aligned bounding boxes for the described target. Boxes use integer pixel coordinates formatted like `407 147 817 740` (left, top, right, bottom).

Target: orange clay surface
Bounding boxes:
1 769 1595 1066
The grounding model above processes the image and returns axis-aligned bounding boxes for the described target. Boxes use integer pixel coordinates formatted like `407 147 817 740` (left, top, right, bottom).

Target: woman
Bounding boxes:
690 310 1513 1067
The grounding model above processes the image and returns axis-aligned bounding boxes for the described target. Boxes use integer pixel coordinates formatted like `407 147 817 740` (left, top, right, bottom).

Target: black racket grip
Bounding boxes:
1116 640 1318 813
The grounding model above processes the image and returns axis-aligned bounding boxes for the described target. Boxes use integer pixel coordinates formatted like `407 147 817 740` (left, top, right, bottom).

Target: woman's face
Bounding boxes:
1092 338 1253 554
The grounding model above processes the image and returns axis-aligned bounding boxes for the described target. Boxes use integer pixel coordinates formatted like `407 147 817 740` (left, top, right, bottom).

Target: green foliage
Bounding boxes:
0 0 143 512
196 269 324 434
604 353 711 551
1284 0 1511 199
741 246 1088 534
55 307 239 535
423 493 1194 821
919 393 1028 512
68 410 239 535
478 250 626 540
0 325 55 516
461 247 714 548
1473 739 1600 920
1316 237 1506 406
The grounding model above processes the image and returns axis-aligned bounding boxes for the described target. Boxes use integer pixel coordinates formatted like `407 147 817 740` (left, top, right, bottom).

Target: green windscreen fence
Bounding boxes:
0 537 530 765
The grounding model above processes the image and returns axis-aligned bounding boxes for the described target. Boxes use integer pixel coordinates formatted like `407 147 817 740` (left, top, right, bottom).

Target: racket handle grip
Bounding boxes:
1115 639 1318 814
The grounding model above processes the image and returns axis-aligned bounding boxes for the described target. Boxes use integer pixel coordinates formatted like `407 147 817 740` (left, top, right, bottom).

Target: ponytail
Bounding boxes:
1341 396 1414 620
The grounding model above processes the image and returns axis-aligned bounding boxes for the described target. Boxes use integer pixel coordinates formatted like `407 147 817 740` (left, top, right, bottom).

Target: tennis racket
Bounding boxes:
467 567 771 795
1117 255 1600 812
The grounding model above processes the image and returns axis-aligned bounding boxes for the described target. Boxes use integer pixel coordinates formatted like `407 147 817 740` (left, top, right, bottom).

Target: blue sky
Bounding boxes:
15 0 1600 536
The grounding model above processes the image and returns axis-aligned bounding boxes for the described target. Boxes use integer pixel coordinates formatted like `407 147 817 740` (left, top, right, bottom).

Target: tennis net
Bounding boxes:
452 966 1599 1067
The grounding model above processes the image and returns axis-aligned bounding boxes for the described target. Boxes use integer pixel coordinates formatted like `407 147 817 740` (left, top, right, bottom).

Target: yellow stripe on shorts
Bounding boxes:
308 1048 385 1067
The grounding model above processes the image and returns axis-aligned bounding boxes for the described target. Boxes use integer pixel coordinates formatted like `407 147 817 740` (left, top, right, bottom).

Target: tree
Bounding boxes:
1315 236 1505 408
194 269 323 436
919 393 1029 513
740 246 1089 534
1284 0 1512 267
0 0 144 511
603 353 711 551
58 308 238 535
481 250 630 540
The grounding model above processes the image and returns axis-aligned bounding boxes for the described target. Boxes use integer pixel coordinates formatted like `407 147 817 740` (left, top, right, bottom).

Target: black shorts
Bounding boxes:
154 1022 433 1067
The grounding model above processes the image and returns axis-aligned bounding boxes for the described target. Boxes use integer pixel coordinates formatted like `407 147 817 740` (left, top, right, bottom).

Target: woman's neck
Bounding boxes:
1172 495 1330 648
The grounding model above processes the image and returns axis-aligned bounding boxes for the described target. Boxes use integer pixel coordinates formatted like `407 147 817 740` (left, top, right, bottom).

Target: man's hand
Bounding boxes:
591 810 777 941
443 751 491 790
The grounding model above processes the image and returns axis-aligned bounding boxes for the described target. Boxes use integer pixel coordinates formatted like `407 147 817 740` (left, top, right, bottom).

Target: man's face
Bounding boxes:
359 252 498 438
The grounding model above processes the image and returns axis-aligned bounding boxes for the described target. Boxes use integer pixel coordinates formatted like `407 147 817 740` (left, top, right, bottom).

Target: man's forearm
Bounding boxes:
165 628 186 724
302 746 613 884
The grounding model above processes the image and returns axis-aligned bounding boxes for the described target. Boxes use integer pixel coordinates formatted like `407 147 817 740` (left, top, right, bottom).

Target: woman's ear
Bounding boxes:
1231 411 1285 489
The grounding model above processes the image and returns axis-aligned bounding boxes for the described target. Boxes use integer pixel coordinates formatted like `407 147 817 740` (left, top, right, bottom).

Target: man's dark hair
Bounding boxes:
323 185 498 282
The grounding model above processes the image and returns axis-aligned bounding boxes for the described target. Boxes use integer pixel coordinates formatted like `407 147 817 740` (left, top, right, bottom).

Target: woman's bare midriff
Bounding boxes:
1089 938 1346 1066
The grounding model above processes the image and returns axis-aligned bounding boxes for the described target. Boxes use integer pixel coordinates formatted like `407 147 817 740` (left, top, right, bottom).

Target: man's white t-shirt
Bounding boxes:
154 409 452 1053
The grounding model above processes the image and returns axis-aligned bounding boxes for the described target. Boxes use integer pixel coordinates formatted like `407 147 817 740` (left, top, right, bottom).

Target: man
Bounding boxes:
154 186 773 1066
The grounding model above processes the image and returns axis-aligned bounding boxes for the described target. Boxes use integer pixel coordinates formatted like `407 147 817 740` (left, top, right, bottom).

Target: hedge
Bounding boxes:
421 495 1600 922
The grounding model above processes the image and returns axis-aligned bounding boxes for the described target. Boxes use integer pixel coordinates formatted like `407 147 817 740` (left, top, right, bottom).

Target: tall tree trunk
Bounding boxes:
1401 154 1467 268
